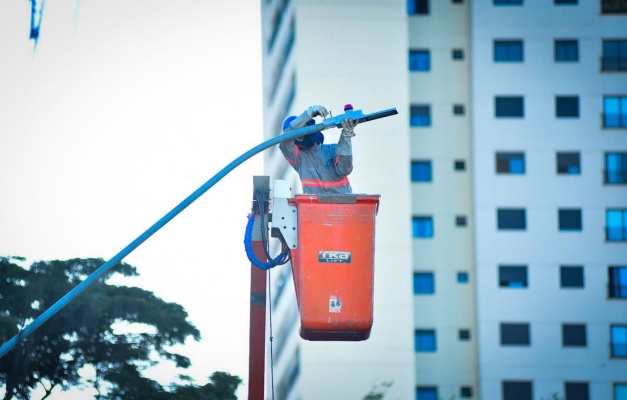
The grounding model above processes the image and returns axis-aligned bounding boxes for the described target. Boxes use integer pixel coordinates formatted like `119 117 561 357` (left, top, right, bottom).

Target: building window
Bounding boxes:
557 152 581 175
499 265 528 288
494 0 523 5
565 382 589 400
411 160 432 182
409 49 430 71
503 381 532 400
453 104 465 115
459 329 471 341
416 386 438 400
602 0 627 14
495 96 524 117
408 0 429 14
456 215 467 227
556 96 580 118
454 160 466 171
452 0 464 3
498 208 526 230
452 48 464 60
555 39 579 62
603 96 627 128
609 266 627 299
415 329 436 352
562 323 587 347
494 40 524 62
605 152 627 184
414 272 435 294
611 325 627 358
457 272 469 283
615 383 627 400
602 39 627 71
410 105 431 127
606 209 627 241
500 323 530 346
559 208 582 231
561 266 584 288
555 0 577 4
460 387 473 398
496 152 525 174
413 216 434 238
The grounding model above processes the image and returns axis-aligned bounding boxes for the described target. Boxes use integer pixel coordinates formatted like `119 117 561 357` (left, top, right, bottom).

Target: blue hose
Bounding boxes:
243 214 284 270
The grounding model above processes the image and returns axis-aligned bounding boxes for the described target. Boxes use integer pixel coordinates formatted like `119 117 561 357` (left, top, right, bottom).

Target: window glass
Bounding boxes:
496 152 525 174
606 209 627 241
602 39 627 71
454 160 466 171
415 330 437 352
413 272 435 294
603 96 627 128
457 272 469 283
453 104 465 115
410 105 431 126
557 152 580 174
494 0 523 5
416 387 438 400
556 96 580 117
605 152 627 183
460 387 473 398
499 265 528 288
560 266 584 288
559 209 582 231
495 96 524 117
562 324 587 347
452 48 464 60
456 216 467 227
411 161 432 182
413 216 434 238
555 40 578 62
611 325 627 358
501 323 530 345
609 266 627 298
564 382 589 400
408 0 429 14
502 381 532 400
498 208 526 230
459 329 471 340
555 0 578 4
409 50 430 71
616 384 627 400
494 40 524 62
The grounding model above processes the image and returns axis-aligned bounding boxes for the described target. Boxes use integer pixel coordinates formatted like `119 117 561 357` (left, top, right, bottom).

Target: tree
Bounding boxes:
0 257 240 400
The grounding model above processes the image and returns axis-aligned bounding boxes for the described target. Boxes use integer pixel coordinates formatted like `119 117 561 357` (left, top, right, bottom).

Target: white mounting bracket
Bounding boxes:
271 180 298 249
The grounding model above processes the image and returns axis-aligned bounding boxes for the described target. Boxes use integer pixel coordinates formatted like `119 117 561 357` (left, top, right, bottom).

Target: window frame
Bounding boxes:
609 266 627 299
555 39 579 62
603 95 627 128
494 40 524 62
605 152 627 184
606 208 627 241
610 325 627 358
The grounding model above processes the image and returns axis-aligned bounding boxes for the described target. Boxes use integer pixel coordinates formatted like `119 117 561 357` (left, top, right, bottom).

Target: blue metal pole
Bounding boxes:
0 107 397 359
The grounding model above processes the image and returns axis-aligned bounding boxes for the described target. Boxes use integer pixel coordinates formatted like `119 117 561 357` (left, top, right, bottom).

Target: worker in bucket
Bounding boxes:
279 105 357 194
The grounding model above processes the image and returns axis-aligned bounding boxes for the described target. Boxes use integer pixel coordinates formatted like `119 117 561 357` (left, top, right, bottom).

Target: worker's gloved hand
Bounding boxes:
306 105 329 119
341 117 357 138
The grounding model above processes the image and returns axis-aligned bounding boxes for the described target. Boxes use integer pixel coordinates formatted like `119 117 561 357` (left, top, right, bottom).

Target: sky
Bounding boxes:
0 1 263 398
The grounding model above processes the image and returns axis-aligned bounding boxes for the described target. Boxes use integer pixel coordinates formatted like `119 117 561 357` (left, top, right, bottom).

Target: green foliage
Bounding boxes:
0 257 239 400
363 381 393 400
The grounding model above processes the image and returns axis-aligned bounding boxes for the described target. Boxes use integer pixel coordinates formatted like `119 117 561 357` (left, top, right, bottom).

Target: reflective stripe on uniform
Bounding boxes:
301 176 350 189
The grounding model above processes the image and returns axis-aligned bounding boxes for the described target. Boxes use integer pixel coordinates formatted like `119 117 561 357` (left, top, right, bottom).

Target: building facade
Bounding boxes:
260 0 627 399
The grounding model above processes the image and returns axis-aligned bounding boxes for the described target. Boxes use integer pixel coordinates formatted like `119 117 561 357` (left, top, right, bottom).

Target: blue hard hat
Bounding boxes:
282 116 297 132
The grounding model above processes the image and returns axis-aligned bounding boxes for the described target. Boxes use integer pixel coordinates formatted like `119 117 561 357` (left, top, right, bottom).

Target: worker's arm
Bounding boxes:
334 117 356 176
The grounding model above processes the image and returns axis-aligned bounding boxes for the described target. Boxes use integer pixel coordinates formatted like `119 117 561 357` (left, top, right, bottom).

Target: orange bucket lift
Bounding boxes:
272 183 380 341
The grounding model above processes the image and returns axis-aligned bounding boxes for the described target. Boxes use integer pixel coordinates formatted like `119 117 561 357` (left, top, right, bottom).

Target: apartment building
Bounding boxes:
260 0 627 399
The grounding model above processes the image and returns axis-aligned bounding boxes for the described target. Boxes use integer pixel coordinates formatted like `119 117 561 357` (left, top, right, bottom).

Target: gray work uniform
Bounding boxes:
279 136 353 195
